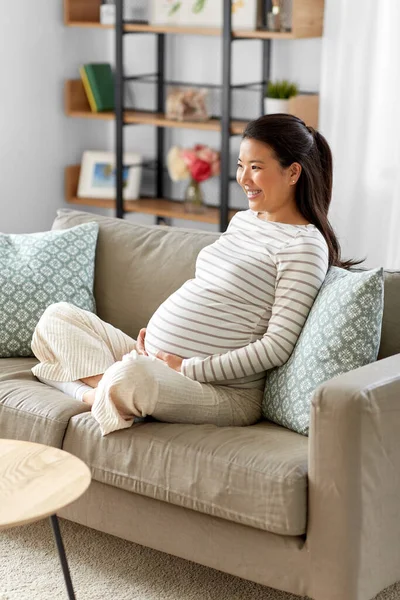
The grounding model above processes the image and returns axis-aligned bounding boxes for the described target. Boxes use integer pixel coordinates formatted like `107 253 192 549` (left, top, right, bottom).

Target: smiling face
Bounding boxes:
236 137 304 224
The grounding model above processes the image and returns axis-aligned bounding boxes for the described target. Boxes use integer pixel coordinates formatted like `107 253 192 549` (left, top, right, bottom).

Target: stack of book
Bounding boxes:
80 63 115 112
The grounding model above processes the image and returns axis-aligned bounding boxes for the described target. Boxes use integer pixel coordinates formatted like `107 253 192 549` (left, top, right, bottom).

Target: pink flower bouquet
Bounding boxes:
167 144 221 183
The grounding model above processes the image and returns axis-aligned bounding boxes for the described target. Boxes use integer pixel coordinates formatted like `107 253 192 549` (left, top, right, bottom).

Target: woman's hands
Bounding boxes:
136 328 148 356
155 351 183 372
136 327 183 372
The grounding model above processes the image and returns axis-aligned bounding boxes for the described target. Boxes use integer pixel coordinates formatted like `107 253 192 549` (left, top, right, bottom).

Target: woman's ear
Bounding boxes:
289 162 302 185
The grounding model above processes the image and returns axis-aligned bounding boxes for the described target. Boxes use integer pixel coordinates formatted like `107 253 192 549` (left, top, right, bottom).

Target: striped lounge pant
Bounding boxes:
31 302 263 436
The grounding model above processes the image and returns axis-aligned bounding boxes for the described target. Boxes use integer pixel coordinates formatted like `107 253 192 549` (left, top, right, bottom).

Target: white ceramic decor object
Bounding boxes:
100 3 116 25
264 97 290 115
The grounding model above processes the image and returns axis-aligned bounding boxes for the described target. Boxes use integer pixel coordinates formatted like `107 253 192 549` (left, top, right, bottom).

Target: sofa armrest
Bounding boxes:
306 354 400 600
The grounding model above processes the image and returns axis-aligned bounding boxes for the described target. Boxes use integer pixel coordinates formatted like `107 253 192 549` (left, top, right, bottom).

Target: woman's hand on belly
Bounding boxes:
155 350 183 372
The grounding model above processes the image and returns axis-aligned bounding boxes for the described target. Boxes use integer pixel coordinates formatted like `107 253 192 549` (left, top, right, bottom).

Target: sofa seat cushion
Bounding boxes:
63 412 309 535
0 358 90 447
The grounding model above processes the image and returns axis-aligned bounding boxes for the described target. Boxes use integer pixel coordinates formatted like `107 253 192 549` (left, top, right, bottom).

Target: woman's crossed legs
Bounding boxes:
31 302 263 436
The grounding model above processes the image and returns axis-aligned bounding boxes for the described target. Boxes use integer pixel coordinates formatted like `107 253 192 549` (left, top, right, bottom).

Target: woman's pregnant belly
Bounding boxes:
144 279 265 359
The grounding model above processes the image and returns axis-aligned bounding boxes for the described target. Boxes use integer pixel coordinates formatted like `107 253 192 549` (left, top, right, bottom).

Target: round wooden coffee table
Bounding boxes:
0 438 91 600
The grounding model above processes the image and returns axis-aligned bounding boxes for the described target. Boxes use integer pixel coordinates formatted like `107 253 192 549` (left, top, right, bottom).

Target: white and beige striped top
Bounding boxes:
145 209 329 389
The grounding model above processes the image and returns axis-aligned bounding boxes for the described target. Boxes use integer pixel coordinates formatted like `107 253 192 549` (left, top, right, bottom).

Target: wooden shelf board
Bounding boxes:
65 165 237 224
65 81 249 132
66 20 113 29
231 121 247 135
233 30 294 39
65 81 318 130
67 196 237 224
124 112 222 131
66 109 115 120
65 107 236 132
124 24 222 36
125 25 299 38
63 21 322 39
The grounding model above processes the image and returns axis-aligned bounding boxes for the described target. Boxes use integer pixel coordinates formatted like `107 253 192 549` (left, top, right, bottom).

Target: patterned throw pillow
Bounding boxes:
262 267 384 436
0 222 98 357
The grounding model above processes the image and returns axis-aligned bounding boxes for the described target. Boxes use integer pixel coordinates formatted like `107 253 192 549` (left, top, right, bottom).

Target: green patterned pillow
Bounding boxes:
0 222 98 357
262 267 384 436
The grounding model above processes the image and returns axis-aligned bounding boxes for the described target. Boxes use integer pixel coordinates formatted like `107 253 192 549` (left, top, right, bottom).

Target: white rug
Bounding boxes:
0 518 399 600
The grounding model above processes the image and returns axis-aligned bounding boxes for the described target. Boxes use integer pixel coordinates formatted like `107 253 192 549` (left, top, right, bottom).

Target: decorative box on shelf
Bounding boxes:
165 87 211 122
150 0 261 31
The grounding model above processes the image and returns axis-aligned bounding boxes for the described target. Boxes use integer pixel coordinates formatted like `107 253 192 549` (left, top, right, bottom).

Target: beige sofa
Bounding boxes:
1 209 400 600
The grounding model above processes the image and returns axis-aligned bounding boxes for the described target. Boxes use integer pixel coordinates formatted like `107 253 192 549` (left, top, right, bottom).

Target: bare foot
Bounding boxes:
82 388 96 407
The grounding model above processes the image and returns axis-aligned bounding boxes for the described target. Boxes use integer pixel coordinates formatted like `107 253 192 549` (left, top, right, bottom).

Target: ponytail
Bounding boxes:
303 126 365 269
243 115 365 270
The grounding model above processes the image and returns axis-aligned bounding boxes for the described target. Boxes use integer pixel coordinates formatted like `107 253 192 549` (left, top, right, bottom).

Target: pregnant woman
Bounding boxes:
31 114 363 435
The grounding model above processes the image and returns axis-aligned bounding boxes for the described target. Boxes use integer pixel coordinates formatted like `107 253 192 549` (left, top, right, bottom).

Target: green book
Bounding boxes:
83 63 115 112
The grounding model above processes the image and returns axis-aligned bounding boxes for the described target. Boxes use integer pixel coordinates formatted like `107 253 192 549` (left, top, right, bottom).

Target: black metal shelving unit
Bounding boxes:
64 0 322 226
113 0 271 232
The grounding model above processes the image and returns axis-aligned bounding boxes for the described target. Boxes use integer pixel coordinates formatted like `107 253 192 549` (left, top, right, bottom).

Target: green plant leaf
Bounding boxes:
168 2 181 17
193 0 207 14
265 79 299 99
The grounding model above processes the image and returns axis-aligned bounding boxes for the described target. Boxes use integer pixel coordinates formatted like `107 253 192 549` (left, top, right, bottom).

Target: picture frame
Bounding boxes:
150 0 260 31
77 151 142 201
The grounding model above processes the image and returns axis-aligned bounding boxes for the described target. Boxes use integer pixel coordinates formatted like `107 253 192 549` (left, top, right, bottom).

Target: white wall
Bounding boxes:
0 3 320 233
0 1 111 233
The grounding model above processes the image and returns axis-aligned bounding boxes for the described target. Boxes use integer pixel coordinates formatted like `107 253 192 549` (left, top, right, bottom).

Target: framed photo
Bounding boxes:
77 151 142 201
150 0 259 31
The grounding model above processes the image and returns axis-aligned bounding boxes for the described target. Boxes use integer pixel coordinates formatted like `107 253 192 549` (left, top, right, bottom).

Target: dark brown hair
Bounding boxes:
242 114 365 269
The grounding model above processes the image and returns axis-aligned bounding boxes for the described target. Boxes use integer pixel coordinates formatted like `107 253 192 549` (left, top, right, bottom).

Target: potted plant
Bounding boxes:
264 79 299 115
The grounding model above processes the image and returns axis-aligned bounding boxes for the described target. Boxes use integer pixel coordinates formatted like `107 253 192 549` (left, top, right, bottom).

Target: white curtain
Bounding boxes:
319 0 400 269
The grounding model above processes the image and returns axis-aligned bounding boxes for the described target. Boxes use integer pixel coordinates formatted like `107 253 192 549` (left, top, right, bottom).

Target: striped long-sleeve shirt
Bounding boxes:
145 209 329 389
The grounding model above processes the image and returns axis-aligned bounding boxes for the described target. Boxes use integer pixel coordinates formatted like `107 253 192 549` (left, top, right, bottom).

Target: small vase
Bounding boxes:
280 0 293 32
264 97 290 115
184 178 206 214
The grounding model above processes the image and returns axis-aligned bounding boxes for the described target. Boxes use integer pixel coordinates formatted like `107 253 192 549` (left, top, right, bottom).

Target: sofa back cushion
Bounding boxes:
262 267 385 435
52 210 400 356
52 210 219 339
